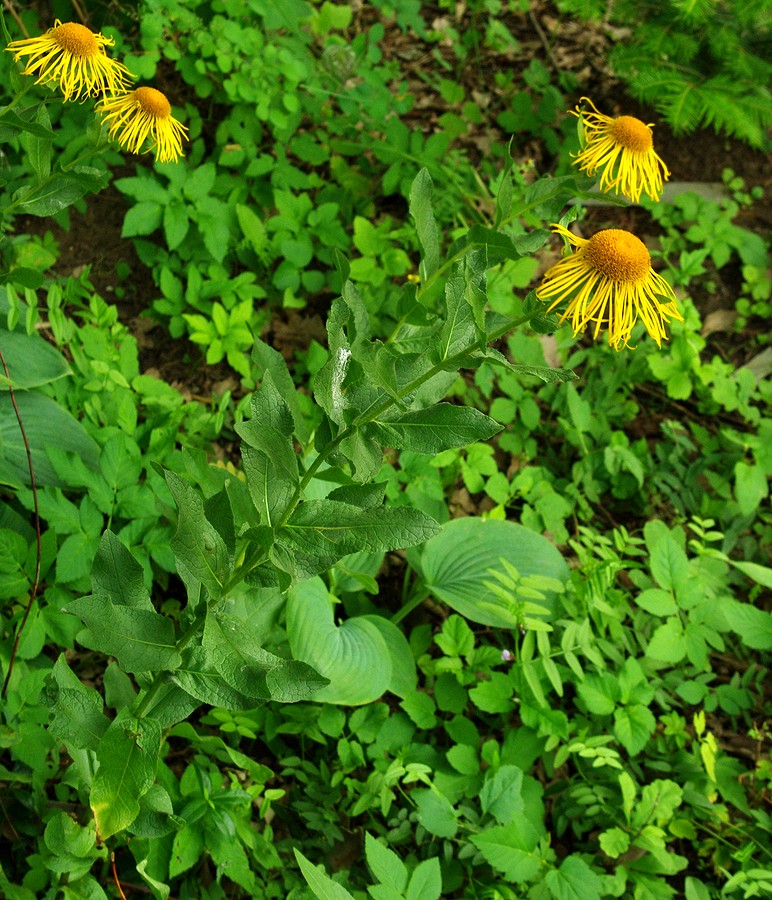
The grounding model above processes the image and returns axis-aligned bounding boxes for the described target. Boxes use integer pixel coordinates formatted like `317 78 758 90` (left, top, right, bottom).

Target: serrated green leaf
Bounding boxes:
470 819 542 882
614 704 656 756
374 403 501 454
366 832 408 892
480 765 525 824
544 855 603 900
406 857 442 900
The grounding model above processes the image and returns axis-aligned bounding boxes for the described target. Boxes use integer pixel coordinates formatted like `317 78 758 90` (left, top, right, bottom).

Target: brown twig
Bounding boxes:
111 851 128 900
0 348 41 699
2 0 27 37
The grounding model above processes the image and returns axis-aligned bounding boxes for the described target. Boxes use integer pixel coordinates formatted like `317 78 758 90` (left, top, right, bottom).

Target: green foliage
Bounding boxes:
0 2 769 898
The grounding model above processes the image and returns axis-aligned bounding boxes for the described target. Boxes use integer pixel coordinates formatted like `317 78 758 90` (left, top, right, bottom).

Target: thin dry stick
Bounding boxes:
0 348 41 699
2 0 27 37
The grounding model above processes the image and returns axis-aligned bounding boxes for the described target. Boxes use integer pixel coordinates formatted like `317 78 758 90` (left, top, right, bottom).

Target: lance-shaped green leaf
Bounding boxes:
409 168 440 279
172 646 262 711
165 470 231 598
68 596 181 672
314 297 352 426
203 610 328 703
42 654 109 751
91 531 152 610
373 403 502 454
90 715 162 841
140 678 201 729
433 271 482 365
339 423 385 483
251 337 310 442
478 347 577 384
272 500 440 583
236 372 298 525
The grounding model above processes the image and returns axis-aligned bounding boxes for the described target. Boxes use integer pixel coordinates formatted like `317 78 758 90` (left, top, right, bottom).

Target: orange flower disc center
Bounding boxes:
134 86 171 118
585 229 651 282
53 22 99 57
609 115 653 153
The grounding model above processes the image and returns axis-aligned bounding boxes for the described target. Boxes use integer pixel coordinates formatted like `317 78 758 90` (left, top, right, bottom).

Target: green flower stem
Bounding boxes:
133 612 207 719
277 307 542 530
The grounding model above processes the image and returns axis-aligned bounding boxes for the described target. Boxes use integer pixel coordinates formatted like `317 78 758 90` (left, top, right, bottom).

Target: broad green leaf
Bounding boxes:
294 849 355 900
470 819 542 882
360 614 417 698
645 521 689 591
42 655 109 751
633 779 683 829
0 327 70 388
339 424 386 482
599 827 631 858
614 704 656 756
287 577 392 704
173 646 261 711
734 461 768 517
577 673 618 715
68 596 181 672
480 765 525 824
43 813 102 883
635 588 678 617
719 598 772 650
415 518 567 627
165 470 231 597
544 855 604 900
273 500 439 584
373 403 501 454
170 823 204 878
409 168 440 278
413 788 459 838
365 832 408 893
0 109 54 138
0 391 100 488
203 608 327 703
90 531 151 611
727 559 772 589
90 716 162 841
14 172 103 217
646 617 687 663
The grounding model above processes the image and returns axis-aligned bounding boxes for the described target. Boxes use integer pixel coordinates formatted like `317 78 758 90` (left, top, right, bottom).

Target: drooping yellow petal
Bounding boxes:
5 19 134 102
536 224 683 351
570 97 670 203
97 87 188 163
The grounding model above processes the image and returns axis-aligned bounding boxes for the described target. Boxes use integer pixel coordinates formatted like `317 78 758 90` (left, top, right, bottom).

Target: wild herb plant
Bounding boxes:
1 5 770 900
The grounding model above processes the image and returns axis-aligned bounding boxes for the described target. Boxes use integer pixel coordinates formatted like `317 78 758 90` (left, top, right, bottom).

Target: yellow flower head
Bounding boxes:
571 97 670 203
5 19 134 103
536 224 683 351
97 87 188 163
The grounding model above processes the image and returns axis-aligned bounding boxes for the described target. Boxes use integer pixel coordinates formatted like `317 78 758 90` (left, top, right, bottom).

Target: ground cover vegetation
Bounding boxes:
0 1 769 897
